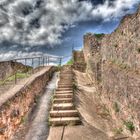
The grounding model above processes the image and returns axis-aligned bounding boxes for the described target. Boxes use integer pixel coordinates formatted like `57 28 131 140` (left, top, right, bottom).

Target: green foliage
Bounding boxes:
67 59 73 65
73 83 78 91
113 102 120 113
123 121 135 133
94 33 104 39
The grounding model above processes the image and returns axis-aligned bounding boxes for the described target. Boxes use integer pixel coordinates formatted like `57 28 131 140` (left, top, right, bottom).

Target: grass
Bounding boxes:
73 83 78 91
94 33 104 39
20 116 27 124
123 120 135 134
0 72 30 85
67 59 73 65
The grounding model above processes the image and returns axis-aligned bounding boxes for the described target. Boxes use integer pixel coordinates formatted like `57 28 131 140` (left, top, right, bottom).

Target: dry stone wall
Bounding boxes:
73 50 86 72
0 66 56 140
83 6 140 139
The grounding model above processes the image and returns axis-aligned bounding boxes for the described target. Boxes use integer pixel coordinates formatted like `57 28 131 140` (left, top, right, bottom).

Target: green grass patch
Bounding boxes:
0 72 30 85
94 33 104 39
66 59 73 65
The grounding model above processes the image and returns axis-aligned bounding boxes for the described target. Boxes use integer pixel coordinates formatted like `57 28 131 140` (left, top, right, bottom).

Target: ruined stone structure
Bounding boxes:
73 50 86 72
83 6 140 139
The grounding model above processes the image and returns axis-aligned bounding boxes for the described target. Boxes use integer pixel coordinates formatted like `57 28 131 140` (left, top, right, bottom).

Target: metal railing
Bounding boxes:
0 54 73 93
0 55 63 91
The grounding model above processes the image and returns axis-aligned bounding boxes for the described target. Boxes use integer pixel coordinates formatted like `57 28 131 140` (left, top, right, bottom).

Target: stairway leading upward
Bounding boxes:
49 66 81 126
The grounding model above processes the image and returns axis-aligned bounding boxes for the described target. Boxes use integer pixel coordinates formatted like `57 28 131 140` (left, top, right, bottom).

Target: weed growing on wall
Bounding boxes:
123 120 135 134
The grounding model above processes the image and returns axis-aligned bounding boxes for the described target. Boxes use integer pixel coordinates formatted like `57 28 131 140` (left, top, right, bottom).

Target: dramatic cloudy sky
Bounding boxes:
0 0 140 62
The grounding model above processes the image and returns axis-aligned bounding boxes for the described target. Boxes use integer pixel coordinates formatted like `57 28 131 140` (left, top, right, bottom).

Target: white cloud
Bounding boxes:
0 0 139 46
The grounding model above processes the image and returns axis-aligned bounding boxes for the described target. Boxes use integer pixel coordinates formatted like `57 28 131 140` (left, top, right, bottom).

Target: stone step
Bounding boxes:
53 98 73 103
58 81 72 83
59 80 73 82
58 84 73 87
60 72 73 76
54 94 73 98
59 79 72 81
58 85 73 88
56 88 73 91
55 90 73 94
53 103 74 110
50 110 79 117
60 82 72 84
49 117 81 126
60 76 73 78
60 75 73 77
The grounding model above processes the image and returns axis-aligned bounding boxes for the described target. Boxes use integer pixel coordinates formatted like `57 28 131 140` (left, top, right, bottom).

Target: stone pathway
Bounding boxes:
25 72 59 140
49 66 81 126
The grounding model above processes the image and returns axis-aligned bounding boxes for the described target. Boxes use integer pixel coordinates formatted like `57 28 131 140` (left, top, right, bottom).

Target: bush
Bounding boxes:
94 33 104 39
123 121 135 134
67 59 73 65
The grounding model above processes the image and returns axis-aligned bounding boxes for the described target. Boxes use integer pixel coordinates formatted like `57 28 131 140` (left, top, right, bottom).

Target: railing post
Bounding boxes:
46 57 48 66
48 57 50 65
43 57 44 66
14 60 17 84
25 58 28 77
59 57 62 66
32 58 34 74
39 57 41 66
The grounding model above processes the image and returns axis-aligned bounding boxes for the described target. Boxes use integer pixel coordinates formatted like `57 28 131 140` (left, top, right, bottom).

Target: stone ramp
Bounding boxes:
49 66 81 126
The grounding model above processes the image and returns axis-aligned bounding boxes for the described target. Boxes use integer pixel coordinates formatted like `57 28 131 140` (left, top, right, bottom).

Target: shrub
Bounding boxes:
73 83 77 91
67 59 73 65
123 121 135 134
94 33 104 39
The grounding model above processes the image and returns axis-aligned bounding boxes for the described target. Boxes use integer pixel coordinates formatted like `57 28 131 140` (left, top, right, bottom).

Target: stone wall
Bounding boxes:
83 6 140 139
0 66 57 140
73 50 86 72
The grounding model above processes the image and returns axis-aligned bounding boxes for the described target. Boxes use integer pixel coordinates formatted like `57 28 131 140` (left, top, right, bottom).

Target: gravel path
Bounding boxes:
25 72 59 140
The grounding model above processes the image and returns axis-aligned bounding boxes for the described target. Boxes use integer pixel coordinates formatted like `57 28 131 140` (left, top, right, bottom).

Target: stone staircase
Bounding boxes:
49 66 81 126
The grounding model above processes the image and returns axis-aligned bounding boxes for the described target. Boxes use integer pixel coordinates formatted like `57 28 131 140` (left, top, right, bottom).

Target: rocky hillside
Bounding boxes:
82 6 140 139
0 61 32 81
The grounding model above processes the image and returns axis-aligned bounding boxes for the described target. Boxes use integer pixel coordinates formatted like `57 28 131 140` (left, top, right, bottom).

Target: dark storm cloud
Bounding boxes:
0 0 139 48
